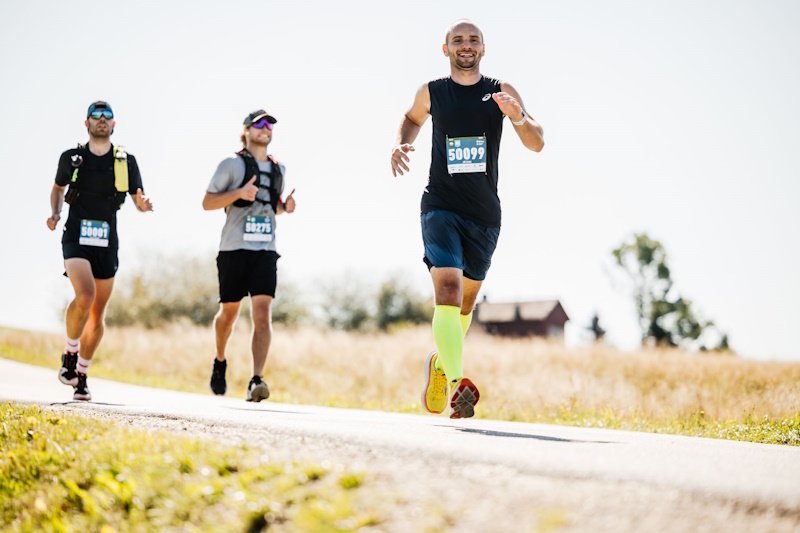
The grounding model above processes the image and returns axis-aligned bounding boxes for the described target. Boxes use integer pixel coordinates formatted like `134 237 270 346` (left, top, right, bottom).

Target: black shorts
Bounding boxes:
217 250 279 303
63 242 119 279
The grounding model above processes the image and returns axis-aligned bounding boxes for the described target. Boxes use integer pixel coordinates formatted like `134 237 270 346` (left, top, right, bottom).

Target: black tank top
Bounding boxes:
422 76 504 228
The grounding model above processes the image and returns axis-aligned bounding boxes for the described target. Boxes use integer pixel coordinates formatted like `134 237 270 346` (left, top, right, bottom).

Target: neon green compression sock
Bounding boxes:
432 305 463 382
460 311 473 336
434 310 474 372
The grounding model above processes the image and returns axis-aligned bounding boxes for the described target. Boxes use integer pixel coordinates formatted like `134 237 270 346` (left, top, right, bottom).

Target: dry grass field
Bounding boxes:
2 324 799 444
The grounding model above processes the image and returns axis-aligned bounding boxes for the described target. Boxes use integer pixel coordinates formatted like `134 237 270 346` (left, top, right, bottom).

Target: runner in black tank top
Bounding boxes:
390 19 545 420
423 75 504 228
46 101 154 403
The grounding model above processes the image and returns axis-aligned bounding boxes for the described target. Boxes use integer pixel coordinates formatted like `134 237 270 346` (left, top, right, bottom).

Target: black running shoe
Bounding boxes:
246 375 270 402
73 373 91 401
59 352 79 387
210 358 227 395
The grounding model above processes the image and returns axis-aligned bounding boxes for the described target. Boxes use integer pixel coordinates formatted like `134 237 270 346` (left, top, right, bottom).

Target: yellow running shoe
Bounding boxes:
421 351 449 414
449 377 480 419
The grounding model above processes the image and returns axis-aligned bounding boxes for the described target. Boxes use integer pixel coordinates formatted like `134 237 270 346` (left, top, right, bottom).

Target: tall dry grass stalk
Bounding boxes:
2 324 798 426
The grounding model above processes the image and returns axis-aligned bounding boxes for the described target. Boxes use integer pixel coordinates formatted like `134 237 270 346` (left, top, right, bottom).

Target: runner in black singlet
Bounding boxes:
47 101 154 402
390 19 545 419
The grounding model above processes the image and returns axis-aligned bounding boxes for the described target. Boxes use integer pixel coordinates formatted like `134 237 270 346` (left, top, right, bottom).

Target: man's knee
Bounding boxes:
73 289 96 311
251 297 273 327
85 315 106 331
437 282 461 303
433 272 462 306
216 304 240 327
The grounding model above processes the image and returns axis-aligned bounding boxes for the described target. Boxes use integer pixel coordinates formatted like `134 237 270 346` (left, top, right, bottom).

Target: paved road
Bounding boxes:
2 357 799 531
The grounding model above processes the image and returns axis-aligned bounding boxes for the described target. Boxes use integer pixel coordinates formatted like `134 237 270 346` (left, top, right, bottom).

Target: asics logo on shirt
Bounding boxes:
482 93 492 101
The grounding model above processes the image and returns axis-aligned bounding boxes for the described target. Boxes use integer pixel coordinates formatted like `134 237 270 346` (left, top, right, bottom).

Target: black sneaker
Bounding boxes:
246 375 270 402
73 373 91 401
210 358 227 395
59 352 79 386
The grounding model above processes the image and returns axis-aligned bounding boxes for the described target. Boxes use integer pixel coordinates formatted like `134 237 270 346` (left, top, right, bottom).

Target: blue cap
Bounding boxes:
87 101 113 118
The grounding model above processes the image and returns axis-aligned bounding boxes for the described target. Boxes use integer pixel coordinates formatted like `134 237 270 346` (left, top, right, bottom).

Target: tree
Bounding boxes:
103 254 308 328
587 312 606 341
318 275 373 331
105 255 219 328
376 278 433 330
271 280 310 326
612 233 712 348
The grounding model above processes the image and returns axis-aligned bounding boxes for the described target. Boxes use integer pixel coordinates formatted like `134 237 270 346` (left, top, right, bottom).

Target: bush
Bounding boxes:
318 274 374 331
97 255 430 331
103 254 309 328
105 255 219 328
376 278 433 330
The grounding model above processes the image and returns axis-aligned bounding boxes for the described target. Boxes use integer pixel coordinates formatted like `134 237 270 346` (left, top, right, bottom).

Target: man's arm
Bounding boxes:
132 189 154 212
46 183 66 230
203 158 259 211
276 189 296 215
202 176 258 210
495 82 544 152
127 157 153 212
391 83 432 177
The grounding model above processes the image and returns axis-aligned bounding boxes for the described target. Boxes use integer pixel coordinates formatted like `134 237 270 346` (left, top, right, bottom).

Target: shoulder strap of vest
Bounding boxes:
233 149 282 209
66 143 128 210
69 144 87 183
113 145 129 193
267 155 283 211
233 149 260 208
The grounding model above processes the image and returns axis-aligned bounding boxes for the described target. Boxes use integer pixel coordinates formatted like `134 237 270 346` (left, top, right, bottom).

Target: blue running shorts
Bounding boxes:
420 210 500 281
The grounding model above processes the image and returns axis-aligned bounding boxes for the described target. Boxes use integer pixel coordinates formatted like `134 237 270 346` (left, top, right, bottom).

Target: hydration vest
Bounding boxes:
64 144 129 210
233 148 283 211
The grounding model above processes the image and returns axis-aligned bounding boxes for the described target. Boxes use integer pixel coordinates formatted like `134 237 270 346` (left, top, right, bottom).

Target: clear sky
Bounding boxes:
2 1 798 361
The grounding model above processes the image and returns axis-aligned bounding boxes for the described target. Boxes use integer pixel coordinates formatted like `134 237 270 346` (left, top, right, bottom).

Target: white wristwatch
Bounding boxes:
510 109 528 126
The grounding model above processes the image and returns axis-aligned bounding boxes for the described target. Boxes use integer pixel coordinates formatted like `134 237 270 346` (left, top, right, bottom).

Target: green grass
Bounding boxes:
0 342 200 395
2 325 799 447
488 400 800 446
0 402 381 532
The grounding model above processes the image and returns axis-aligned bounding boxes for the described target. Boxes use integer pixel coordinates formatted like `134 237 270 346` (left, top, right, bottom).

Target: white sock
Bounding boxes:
65 338 80 354
76 356 91 375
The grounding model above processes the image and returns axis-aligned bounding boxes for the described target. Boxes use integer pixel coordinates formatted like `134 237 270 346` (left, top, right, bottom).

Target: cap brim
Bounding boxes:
251 113 277 124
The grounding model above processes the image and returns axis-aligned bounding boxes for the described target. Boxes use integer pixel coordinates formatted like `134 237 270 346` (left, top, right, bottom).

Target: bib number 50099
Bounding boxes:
446 136 487 174
449 146 485 162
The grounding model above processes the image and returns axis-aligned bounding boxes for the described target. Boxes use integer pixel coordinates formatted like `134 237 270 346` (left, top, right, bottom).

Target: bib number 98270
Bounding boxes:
244 215 273 242
447 136 486 174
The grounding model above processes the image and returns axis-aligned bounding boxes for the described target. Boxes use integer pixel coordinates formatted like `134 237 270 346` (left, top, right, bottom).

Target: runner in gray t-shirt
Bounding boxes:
202 109 296 403
207 156 286 252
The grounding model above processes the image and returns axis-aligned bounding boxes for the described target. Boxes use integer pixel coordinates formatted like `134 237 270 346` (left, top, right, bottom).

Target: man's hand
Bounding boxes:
239 175 258 202
391 144 415 177
284 189 296 213
46 213 60 231
492 92 525 124
134 188 154 212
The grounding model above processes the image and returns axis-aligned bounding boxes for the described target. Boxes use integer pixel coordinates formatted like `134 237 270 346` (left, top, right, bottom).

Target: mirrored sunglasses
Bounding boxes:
89 109 114 120
251 118 273 130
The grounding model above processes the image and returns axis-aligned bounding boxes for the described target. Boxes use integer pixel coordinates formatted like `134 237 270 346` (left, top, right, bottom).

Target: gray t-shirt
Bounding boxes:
207 155 286 252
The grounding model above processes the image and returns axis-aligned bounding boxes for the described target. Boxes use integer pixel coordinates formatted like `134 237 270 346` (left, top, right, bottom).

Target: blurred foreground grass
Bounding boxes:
0 402 378 532
2 324 799 445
